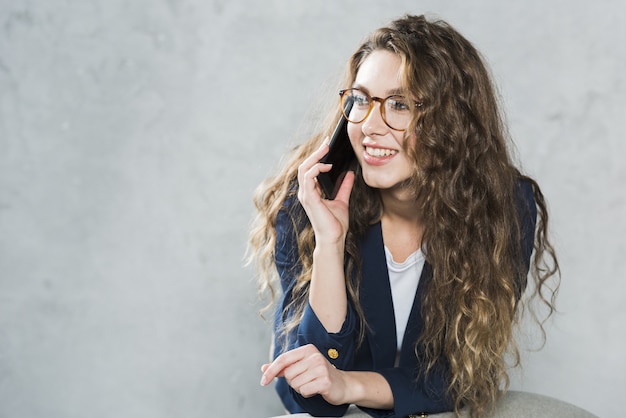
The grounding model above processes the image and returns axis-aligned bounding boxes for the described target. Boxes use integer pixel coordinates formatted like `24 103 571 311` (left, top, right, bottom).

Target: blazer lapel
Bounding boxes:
359 222 397 369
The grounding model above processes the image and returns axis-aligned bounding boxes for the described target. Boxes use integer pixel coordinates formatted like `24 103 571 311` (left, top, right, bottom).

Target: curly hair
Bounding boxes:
248 14 559 418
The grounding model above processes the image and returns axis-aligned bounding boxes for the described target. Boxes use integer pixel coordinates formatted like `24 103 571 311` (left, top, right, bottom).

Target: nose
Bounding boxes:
361 101 388 136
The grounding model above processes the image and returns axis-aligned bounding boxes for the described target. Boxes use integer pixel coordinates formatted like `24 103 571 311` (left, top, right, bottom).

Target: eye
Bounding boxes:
351 91 370 107
387 96 410 111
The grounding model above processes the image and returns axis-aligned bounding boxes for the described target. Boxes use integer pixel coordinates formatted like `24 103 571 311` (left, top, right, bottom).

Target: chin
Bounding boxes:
363 177 397 190
363 175 414 193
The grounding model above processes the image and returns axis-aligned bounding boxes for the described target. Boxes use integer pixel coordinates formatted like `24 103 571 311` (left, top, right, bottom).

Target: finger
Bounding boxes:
288 357 332 398
297 374 329 399
302 140 329 167
333 170 355 203
260 349 306 386
261 363 282 386
305 162 333 186
298 163 332 205
307 162 332 176
261 360 286 386
260 367 280 386
298 139 331 178
261 344 322 387
281 359 310 387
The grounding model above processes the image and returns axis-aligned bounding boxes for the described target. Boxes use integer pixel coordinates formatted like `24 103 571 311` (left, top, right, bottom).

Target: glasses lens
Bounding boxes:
383 96 412 131
342 89 369 124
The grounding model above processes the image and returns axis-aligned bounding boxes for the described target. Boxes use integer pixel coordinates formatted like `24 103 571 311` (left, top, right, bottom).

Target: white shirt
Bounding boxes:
384 246 426 355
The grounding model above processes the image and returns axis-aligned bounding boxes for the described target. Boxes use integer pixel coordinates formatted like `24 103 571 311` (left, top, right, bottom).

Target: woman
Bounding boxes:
248 14 559 418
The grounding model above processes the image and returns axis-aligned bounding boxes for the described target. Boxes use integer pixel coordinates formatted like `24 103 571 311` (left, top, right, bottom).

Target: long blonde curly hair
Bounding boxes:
248 14 559 418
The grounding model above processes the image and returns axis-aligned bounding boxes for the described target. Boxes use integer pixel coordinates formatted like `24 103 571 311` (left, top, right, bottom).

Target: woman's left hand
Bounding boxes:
260 344 348 405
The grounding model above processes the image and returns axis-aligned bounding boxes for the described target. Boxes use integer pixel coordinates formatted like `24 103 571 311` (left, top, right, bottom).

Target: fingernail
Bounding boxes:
260 375 268 386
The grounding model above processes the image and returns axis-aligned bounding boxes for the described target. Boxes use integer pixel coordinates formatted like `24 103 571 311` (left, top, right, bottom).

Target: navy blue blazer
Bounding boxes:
272 180 537 417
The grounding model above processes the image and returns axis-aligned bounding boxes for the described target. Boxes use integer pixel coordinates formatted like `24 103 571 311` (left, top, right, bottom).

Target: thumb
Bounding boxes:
334 170 355 204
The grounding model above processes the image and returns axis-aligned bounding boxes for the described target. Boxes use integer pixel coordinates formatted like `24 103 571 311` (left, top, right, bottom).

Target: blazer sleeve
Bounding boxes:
370 366 451 417
272 199 358 416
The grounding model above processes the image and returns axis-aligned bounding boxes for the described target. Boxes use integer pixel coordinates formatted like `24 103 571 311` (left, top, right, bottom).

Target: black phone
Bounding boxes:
317 99 356 199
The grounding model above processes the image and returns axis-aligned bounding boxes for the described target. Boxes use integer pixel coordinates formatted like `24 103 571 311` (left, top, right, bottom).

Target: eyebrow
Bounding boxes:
351 84 405 97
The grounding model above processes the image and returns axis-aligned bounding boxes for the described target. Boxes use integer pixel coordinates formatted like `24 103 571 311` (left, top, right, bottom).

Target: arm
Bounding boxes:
263 345 394 408
264 141 385 415
273 139 357 341
297 140 354 332
267 197 359 415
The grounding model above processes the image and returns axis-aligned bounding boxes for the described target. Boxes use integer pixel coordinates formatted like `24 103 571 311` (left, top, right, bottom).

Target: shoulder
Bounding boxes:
275 194 308 264
276 194 306 233
516 178 535 204
515 177 537 223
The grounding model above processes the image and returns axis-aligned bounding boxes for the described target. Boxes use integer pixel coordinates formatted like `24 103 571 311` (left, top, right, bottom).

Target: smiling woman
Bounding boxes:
248 14 560 418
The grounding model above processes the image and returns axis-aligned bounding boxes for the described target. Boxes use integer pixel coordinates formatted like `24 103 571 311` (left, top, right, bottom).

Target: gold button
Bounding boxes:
327 348 339 359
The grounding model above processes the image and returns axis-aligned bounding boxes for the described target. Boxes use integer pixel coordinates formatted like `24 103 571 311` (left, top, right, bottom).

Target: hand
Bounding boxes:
260 344 348 405
297 139 355 245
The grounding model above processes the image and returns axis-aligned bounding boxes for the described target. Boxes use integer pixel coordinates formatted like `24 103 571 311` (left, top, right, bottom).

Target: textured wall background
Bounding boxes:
0 1 623 417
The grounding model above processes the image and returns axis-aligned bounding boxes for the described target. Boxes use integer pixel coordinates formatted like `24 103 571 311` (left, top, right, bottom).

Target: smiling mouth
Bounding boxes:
365 146 397 157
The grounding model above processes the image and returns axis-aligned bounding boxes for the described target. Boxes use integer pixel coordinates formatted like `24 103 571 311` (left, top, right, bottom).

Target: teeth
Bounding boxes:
365 146 397 157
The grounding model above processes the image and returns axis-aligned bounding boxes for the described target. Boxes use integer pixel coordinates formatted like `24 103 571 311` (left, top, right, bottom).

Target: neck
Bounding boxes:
379 187 422 223
379 189 425 262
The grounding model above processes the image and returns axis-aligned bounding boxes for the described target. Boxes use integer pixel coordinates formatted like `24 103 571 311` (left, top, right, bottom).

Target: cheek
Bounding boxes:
397 133 416 153
347 123 362 149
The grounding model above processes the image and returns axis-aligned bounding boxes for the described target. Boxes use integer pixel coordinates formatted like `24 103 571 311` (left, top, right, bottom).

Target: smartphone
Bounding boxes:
317 98 356 199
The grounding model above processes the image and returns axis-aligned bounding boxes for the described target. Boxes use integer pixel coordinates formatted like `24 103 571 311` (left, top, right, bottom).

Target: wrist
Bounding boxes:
323 369 362 406
312 243 346 271
313 239 346 255
341 371 365 405
339 371 393 409
311 225 347 248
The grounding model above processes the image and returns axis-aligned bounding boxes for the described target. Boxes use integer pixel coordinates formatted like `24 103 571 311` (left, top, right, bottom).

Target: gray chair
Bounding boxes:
269 391 598 417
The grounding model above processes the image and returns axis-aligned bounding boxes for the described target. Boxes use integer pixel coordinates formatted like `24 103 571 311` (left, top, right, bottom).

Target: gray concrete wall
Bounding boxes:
0 1 623 417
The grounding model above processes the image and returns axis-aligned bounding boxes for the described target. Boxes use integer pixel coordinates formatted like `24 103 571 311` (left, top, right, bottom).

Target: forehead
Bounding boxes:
354 50 404 93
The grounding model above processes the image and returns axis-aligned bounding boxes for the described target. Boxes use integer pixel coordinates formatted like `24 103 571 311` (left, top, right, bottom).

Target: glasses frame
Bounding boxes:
339 88 422 132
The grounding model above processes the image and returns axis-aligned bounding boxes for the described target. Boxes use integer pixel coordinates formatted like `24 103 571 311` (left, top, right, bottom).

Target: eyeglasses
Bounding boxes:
339 88 422 131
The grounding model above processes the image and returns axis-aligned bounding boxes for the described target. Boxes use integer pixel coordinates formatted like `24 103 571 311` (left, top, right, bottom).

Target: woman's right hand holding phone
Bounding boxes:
297 138 355 246
297 138 355 333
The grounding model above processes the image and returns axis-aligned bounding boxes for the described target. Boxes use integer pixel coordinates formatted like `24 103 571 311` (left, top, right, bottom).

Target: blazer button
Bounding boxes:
327 348 339 359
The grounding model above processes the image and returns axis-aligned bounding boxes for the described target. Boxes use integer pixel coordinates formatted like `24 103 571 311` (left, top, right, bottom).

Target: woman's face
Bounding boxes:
347 49 416 194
